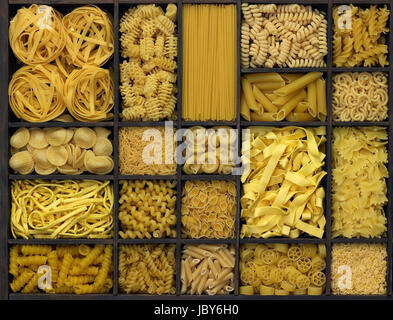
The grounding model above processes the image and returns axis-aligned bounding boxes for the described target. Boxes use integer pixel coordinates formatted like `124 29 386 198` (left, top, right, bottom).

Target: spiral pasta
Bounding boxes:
120 4 177 121
333 5 389 67
119 244 176 295
63 5 114 67
9 64 66 122
64 66 114 122
241 4 327 68
9 245 113 294
9 5 66 65
240 243 326 295
332 73 388 122
119 180 177 239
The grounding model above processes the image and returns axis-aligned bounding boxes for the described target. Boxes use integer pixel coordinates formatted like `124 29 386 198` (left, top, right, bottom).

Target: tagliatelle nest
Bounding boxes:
9 4 66 65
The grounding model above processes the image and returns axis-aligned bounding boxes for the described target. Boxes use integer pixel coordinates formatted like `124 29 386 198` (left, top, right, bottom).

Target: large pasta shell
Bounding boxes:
93 138 113 156
64 129 74 144
47 145 68 166
57 164 82 175
10 128 30 149
94 127 111 138
31 148 52 169
35 164 56 175
85 155 114 174
54 114 74 122
83 150 96 169
29 128 48 149
9 151 34 174
74 127 97 149
65 143 73 165
74 149 87 169
45 127 67 146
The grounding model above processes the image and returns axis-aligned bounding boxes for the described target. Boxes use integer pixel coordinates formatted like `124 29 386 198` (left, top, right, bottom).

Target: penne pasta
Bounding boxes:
316 78 327 121
274 72 323 96
245 72 283 83
307 81 318 118
252 86 277 113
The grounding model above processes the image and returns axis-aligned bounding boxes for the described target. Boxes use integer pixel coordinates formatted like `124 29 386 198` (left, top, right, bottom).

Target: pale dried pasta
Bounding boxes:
241 4 327 68
240 243 326 295
241 72 326 121
181 244 235 295
183 5 236 121
241 126 326 238
9 5 66 65
331 244 387 295
119 244 176 295
119 180 176 239
63 5 114 67
182 126 237 175
9 127 114 175
181 180 236 239
11 180 113 239
120 4 177 121
9 245 113 294
119 127 176 175
332 127 388 238
332 73 388 122
333 5 389 67
9 64 66 122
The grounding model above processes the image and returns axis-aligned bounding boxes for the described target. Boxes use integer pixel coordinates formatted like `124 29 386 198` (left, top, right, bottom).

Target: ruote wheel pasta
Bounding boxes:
9 5 66 65
64 66 114 122
9 64 66 122
63 5 114 67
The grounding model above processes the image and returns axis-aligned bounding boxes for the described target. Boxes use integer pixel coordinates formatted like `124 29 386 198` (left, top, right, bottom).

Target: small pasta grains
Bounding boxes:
331 244 387 295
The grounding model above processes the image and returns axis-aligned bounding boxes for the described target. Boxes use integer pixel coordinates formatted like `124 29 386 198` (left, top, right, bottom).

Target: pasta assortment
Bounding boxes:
119 244 176 295
9 244 113 294
11 180 113 239
119 127 176 175
181 180 236 239
332 127 388 238
183 126 237 175
241 72 326 121
182 4 236 121
241 4 327 68
120 4 177 121
332 72 388 122
331 244 387 295
333 5 389 67
119 180 177 239
181 244 235 295
240 243 326 295
9 127 113 175
9 5 114 123
241 126 326 239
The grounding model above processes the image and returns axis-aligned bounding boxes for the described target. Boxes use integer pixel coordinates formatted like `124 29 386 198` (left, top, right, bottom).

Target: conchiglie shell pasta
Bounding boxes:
28 128 48 149
35 164 56 175
84 150 96 169
31 148 52 169
45 127 67 146
64 129 74 144
85 156 113 174
10 128 30 149
57 164 82 175
9 151 34 174
93 138 113 156
74 128 97 149
93 127 111 138
47 145 68 167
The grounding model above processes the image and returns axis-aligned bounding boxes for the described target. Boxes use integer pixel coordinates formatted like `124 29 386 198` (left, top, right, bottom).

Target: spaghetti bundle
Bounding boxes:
9 64 66 122
64 66 114 122
9 5 66 65
182 5 237 121
63 5 114 67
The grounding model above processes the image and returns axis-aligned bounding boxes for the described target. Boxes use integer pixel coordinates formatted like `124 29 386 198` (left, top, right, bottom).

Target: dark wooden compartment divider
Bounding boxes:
1 0 393 300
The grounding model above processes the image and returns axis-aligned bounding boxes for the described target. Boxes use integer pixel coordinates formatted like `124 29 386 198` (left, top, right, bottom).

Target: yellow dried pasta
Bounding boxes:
241 126 326 238
181 180 236 239
9 245 113 294
332 127 388 238
119 180 177 239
